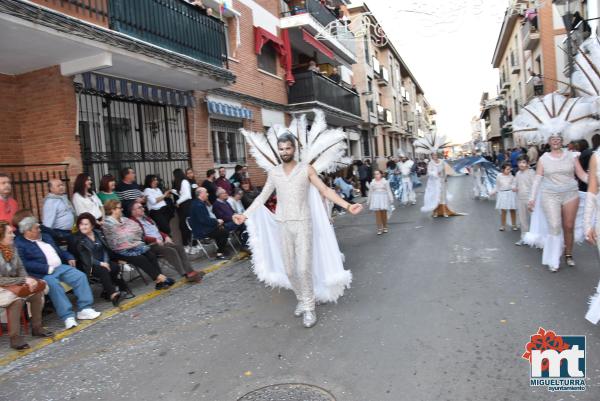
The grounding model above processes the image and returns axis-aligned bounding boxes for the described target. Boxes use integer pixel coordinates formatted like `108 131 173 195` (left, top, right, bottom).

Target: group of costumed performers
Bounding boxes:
415 133 464 217
383 154 420 206
234 110 362 329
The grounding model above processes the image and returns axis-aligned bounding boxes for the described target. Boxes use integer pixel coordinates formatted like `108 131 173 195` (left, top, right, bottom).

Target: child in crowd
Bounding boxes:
491 162 518 231
514 154 536 245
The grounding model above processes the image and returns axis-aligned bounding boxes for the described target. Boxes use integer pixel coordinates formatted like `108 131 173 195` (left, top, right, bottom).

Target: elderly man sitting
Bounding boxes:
212 188 248 247
15 217 100 329
128 201 204 283
42 178 76 244
189 187 229 260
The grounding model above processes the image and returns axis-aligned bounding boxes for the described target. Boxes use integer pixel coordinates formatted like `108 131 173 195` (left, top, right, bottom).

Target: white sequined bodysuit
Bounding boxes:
244 162 315 311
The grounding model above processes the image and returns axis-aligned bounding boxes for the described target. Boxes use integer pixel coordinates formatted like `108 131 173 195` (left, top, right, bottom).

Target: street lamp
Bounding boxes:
553 0 575 95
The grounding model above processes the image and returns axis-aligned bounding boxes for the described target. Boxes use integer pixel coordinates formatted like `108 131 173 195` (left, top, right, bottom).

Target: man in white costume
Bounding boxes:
398 155 417 205
234 133 362 328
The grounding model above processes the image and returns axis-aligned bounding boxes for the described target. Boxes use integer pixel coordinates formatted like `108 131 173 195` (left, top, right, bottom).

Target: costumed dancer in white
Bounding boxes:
512 93 598 271
490 162 518 231
583 149 600 324
471 163 488 199
514 154 536 246
416 133 463 217
398 155 417 205
234 111 362 328
367 169 394 235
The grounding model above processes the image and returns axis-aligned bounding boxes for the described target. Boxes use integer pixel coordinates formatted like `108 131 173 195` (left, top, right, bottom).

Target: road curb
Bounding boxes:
0 252 249 367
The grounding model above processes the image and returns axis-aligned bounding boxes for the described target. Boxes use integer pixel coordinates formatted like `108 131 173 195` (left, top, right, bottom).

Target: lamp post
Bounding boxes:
553 0 575 96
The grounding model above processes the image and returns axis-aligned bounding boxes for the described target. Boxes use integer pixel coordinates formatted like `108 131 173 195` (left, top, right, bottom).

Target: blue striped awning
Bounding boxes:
80 72 196 107
207 100 252 119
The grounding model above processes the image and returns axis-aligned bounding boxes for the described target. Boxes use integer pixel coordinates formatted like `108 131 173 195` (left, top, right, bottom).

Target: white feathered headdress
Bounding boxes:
512 93 600 145
240 109 350 174
572 36 600 98
413 132 450 155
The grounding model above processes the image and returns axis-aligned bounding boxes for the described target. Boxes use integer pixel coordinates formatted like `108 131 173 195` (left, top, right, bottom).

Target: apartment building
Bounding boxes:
491 0 588 150
347 1 433 162
0 0 239 218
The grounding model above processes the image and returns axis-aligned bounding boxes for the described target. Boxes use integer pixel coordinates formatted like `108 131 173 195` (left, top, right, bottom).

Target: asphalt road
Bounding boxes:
2 175 600 401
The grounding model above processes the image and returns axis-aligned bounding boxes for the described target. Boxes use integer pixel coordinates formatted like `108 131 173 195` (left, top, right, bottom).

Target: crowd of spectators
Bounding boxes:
0 164 256 349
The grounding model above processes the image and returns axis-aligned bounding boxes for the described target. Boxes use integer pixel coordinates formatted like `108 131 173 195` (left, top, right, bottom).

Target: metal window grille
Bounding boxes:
77 90 191 189
211 119 246 165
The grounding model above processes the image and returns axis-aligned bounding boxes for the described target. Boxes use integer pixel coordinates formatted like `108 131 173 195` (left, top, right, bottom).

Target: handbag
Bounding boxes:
4 279 46 298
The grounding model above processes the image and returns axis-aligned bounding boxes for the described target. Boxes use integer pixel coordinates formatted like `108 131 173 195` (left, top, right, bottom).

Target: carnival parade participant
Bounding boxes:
367 170 394 235
234 111 362 328
490 162 518 232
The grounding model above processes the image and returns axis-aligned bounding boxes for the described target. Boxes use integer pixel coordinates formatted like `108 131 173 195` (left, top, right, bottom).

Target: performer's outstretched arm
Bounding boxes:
307 166 362 215
233 176 275 224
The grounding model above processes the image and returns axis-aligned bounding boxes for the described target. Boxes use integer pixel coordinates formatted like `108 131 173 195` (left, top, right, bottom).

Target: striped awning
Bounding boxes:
80 72 196 107
207 100 252 119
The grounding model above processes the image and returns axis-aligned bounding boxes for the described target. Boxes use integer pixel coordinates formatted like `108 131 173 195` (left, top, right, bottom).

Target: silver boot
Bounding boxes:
302 310 317 328
293 303 303 318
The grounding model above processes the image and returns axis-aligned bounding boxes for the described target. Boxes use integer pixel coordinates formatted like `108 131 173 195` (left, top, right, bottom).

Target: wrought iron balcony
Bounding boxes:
288 71 360 117
282 0 338 29
108 0 227 67
522 19 540 51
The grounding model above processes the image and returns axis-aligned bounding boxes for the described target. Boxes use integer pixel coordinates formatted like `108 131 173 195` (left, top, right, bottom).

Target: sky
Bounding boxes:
364 0 509 144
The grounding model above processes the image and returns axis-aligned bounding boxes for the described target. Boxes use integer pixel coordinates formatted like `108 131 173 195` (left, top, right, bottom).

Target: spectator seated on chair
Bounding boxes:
14 216 100 330
42 178 76 245
189 187 229 260
73 213 134 307
240 179 259 209
213 188 248 247
227 188 246 214
128 201 203 283
101 200 175 291
0 220 53 350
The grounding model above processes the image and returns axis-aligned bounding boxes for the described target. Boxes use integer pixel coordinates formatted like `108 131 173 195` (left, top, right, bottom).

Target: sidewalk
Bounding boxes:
0 249 248 366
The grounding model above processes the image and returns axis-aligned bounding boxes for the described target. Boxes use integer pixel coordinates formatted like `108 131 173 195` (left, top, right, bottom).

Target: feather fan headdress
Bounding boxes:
240 109 350 174
512 93 600 145
572 36 600 98
413 132 450 155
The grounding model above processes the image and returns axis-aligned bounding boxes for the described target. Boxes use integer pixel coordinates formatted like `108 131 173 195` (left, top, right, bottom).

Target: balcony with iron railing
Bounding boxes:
109 0 227 67
280 0 355 61
34 0 228 67
288 71 361 117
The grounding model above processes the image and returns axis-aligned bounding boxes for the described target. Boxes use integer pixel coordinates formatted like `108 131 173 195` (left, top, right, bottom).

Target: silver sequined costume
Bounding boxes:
244 162 315 312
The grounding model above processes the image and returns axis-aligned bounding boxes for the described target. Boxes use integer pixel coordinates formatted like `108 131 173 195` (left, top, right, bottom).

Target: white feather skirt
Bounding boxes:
245 185 351 303
586 278 600 325
523 194 549 248
574 191 586 244
495 191 517 210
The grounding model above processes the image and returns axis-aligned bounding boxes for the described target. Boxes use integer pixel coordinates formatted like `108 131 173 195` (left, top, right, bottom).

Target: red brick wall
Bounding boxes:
0 74 22 165
30 0 109 28
225 0 288 105
539 4 557 93
0 67 80 178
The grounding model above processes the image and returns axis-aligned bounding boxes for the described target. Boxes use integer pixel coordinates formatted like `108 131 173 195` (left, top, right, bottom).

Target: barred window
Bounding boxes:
211 119 246 164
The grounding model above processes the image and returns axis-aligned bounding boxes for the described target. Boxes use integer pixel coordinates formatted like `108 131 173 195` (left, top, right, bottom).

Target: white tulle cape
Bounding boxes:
245 184 352 303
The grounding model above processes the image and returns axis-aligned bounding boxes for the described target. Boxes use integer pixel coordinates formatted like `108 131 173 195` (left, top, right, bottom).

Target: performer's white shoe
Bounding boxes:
293 303 303 318
303 310 317 328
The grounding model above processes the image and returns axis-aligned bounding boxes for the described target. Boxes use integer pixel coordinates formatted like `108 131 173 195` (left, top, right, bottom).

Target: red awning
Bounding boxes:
254 26 284 55
254 26 295 85
302 29 334 60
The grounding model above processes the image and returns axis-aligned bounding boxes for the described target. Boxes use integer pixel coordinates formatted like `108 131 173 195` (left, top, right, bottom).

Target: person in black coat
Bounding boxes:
189 188 229 260
74 213 132 306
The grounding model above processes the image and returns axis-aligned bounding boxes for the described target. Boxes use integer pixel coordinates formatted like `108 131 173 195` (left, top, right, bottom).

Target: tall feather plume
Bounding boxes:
413 132 450 155
572 36 600 97
242 109 348 174
513 92 600 144
240 126 280 172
